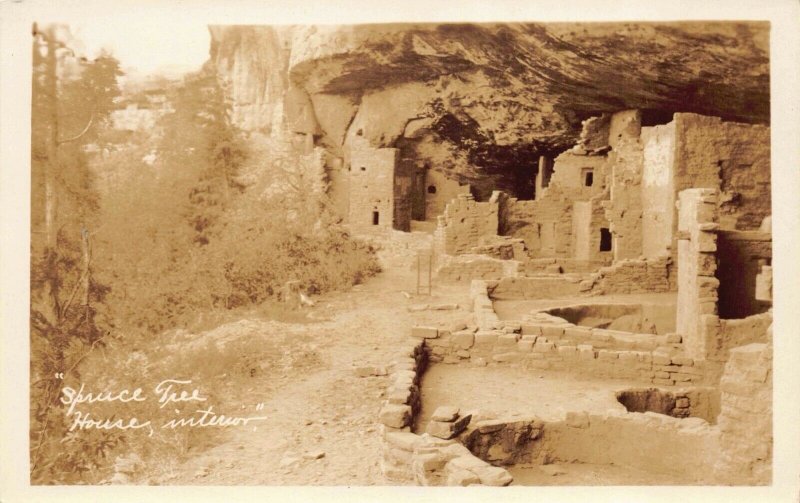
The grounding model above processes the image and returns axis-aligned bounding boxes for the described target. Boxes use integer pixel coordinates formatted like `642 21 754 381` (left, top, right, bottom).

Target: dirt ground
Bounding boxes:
144 231 472 485
507 462 703 486
415 364 650 426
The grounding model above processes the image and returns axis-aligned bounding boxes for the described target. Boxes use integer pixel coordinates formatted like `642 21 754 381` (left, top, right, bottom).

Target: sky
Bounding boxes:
68 17 210 77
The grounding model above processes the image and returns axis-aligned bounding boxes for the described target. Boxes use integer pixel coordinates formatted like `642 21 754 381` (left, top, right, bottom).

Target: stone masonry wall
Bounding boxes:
502 199 542 253
714 340 772 484
674 113 771 232
503 149 610 259
433 193 500 256
698 312 773 386
425 169 471 221
534 411 721 482
572 195 615 262
472 280 501 331
425 322 702 387
426 283 706 386
348 139 398 228
675 188 773 378
676 188 720 361
489 276 587 301
641 122 677 258
458 407 722 483
436 254 520 283
547 151 609 194
377 336 514 486
523 258 610 275
580 256 675 295
603 113 644 261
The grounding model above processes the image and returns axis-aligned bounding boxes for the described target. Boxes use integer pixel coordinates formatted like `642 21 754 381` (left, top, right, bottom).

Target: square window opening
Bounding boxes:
600 228 612 252
583 168 594 187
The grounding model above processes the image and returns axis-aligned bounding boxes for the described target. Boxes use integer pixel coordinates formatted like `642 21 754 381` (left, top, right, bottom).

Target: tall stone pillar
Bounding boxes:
675 188 720 360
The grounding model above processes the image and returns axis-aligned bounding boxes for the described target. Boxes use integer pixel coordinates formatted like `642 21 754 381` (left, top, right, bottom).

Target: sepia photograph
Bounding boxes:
2 0 800 501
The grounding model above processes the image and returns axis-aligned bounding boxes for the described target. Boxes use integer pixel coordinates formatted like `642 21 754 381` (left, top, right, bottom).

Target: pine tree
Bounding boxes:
30 23 123 483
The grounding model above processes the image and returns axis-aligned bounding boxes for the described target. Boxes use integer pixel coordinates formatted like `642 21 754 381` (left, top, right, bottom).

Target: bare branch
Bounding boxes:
58 265 90 321
57 113 94 144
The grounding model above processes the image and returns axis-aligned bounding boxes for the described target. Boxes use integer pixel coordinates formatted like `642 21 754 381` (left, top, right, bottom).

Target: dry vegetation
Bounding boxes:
29 27 379 484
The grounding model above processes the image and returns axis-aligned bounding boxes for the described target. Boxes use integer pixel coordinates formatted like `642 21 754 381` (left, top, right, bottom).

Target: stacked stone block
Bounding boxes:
488 275 587 300
378 335 514 486
523 257 610 275
433 192 499 256
462 418 545 465
440 280 709 385
540 409 720 482
426 406 472 439
714 341 772 484
581 255 674 294
470 280 500 330
436 254 520 283
676 188 720 361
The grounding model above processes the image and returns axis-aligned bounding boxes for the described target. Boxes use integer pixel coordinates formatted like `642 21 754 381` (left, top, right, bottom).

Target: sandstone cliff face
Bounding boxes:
209 22 769 199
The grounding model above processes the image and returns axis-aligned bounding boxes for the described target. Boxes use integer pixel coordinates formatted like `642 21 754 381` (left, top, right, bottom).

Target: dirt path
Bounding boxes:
146 230 472 485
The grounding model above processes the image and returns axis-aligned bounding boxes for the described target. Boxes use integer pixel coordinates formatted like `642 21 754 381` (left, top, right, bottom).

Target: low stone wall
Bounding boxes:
457 409 721 483
471 280 501 331
464 281 705 385
467 255 671 300
523 257 610 275
441 283 705 386
379 331 768 486
581 255 675 295
436 254 520 283
471 237 526 260
377 340 427 435
700 311 772 370
423 320 704 386
488 275 587 300
714 340 772 484
535 411 721 482
377 337 514 486
462 418 544 465
433 192 500 256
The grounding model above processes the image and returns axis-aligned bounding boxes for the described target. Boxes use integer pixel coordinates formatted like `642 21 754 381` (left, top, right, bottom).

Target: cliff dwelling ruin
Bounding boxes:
208 21 772 486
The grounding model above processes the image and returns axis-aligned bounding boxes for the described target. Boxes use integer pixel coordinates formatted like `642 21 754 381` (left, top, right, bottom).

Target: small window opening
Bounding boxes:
427 185 437 194
356 128 363 136
583 168 594 187
372 211 380 225
360 166 366 171
600 228 612 252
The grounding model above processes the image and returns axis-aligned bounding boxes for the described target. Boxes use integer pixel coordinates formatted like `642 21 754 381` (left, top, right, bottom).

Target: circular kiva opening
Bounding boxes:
616 388 677 416
616 388 719 424
544 303 675 335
